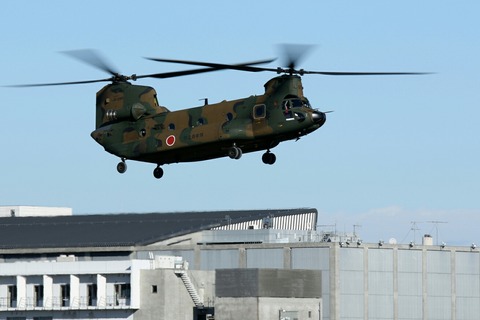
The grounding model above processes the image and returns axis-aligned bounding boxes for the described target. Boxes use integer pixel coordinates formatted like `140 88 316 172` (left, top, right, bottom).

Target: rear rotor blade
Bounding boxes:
6 59 278 87
6 77 116 87
62 49 119 76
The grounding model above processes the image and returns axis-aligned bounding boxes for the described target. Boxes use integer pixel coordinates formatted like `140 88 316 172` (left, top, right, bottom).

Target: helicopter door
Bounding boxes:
252 104 267 136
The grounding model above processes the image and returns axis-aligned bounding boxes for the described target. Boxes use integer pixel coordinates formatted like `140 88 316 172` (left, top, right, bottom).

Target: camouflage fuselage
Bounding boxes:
90 75 325 165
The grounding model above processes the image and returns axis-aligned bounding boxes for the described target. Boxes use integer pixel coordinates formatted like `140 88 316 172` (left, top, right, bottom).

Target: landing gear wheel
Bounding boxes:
228 146 242 159
153 166 164 179
117 160 127 174
262 151 276 165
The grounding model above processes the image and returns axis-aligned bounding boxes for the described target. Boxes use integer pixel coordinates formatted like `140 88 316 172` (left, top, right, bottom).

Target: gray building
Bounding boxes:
0 207 478 320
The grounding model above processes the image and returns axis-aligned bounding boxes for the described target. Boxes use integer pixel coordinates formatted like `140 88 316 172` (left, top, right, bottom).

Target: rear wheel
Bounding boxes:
228 146 242 159
117 161 127 174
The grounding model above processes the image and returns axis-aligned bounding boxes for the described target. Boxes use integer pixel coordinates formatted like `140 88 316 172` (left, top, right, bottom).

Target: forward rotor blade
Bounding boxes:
302 71 432 76
138 67 233 79
145 57 430 76
279 43 315 70
139 59 277 79
145 58 277 73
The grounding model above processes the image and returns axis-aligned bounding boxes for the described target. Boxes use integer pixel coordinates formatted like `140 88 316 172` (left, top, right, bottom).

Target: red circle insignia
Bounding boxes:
166 135 176 146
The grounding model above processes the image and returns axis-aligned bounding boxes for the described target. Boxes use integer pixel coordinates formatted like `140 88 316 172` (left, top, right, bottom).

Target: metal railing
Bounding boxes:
0 295 133 311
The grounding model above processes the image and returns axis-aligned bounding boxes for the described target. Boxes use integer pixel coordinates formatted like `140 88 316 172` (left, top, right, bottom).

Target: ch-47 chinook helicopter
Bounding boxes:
12 48 426 179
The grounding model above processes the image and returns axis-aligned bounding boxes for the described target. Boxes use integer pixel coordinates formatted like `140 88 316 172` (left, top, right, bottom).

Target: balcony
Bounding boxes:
0 296 135 311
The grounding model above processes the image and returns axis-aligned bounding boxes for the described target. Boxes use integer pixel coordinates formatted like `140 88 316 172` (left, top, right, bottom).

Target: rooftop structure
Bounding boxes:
0 206 72 218
0 208 316 250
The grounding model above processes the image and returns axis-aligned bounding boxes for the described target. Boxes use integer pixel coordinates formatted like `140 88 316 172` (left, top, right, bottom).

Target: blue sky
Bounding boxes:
1 1 479 245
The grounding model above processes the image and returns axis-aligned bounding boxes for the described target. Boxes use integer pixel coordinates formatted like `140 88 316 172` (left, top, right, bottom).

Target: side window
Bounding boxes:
168 123 175 131
253 104 266 119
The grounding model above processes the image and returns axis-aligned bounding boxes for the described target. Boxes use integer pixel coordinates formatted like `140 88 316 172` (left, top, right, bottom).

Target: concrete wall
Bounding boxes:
135 269 215 320
141 241 480 320
215 297 321 320
215 269 322 320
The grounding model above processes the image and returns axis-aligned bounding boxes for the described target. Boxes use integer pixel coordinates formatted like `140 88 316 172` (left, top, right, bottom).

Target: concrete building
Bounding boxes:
0 207 479 320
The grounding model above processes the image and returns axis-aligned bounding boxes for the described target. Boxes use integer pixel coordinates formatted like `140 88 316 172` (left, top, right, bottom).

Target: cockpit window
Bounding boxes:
283 96 311 109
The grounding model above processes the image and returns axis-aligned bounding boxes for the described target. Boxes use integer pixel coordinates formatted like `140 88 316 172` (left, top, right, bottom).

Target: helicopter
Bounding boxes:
11 47 426 179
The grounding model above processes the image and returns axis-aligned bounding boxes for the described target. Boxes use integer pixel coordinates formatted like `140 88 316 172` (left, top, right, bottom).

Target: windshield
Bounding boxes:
283 97 311 110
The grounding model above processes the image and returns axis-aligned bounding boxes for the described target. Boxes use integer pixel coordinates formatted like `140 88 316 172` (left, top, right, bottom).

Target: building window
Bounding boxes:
7 285 17 308
34 285 44 307
151 285 158 293
115 283 130 306
60 284 70 307
87 284 97 306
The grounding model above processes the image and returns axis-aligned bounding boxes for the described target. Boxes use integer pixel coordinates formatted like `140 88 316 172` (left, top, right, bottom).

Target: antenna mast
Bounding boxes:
427 220 448 245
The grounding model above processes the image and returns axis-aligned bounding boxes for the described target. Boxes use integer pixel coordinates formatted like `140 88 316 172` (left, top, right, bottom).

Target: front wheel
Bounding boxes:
153 166 164 179
262 152 276 165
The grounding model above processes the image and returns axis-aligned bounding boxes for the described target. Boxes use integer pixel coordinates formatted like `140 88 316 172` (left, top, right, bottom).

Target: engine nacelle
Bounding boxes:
95 83 162 128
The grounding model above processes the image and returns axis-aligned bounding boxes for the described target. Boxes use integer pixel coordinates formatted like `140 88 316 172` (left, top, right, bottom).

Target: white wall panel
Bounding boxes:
246 249 283 268
398 272 422 296
291 247 329 270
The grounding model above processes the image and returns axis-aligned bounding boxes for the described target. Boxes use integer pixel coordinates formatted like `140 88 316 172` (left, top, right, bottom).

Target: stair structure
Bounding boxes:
174 269 204 308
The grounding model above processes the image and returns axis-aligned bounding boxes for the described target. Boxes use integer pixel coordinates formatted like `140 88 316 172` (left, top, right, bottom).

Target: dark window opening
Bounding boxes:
168 123 175 131
226 112 233 122
152 285 158 293
253 104 266 119
7 285 17 308
60 284 70 307
34 285 44 307
87 284 97 306
115 283 130 306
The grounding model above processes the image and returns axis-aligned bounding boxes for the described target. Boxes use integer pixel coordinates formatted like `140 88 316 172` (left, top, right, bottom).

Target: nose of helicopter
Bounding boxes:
311 110 326 127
